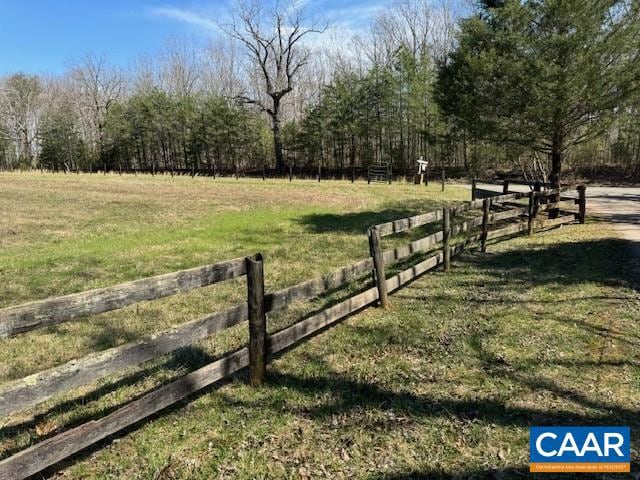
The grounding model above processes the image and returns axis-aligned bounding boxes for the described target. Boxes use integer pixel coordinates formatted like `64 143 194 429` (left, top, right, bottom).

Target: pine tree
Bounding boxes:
437 0 640 188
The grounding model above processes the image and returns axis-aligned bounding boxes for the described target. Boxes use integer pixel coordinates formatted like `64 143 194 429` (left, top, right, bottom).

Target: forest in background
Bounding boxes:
0 0 639 181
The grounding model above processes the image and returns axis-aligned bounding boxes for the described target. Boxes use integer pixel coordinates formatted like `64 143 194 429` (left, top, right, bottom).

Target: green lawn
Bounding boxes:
0 173 638 479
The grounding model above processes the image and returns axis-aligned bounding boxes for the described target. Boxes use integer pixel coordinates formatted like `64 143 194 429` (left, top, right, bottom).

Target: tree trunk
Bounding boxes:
271 100 285 175
549 139 563 219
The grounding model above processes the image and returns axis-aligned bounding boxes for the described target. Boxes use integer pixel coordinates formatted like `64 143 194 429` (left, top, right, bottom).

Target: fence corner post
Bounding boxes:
481 198 491 252
443 207 451 270
441 168 445 192
577 184 586 224
246 253 267 386
471 177 477 201
368 226 389 308
502 179 510 194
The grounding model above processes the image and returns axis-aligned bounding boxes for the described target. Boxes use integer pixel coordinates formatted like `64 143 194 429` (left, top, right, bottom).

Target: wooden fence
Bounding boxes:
470 177 558 201
0 185 586 479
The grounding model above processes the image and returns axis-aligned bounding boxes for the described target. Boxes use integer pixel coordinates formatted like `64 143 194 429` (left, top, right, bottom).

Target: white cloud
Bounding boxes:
150 7 219 32
323 1 386 32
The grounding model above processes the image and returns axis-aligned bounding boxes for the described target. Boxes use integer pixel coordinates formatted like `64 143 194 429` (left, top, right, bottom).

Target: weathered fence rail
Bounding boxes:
0 184 587 479
0 258 247 338
367 184 586 308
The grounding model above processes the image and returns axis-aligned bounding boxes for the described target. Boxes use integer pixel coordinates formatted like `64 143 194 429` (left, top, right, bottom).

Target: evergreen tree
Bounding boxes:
39 106 87 172
437 0 640 188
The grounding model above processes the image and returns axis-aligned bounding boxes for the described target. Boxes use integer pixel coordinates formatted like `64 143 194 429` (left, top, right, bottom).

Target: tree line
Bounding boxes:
1 0 638 183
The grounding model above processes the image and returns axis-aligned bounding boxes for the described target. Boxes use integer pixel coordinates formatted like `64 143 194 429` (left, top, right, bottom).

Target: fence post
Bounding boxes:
481 198 491 252
443 207 451 270
527 191 535 235
368 226 389 308
502 180 510 194
548 182 560 219
246 254 267 386
471 177 477 200
289 164 293 182
529 190 540 235
441 168 445 192
577 185 587 224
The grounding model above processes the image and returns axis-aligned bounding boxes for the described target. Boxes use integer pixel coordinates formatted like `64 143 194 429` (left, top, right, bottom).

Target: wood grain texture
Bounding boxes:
486 221 529 240
528 191 540 235
0 257 247 338
451 199 485 216
0 348 250 480
246 255 266 386
539 215 576 228
0 303 248 418
382 231 443 265
490 206 528 222
538 200 576 212
376 210 441 237
577 185 586 224
450 216 483 237
368 227 389 308
265 258 373 312
491 191 528 203
481 198 491 253
443 208 451 270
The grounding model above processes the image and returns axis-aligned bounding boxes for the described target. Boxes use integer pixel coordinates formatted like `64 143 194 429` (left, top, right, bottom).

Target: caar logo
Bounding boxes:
530 426 630 473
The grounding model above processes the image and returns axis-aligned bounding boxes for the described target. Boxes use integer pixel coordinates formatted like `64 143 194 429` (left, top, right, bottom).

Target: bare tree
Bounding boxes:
131 54 158 94
371 0 457 64
159 38 202 97
70 54 124 160
224 0 326 173
203 38 244 98
0 73 44 166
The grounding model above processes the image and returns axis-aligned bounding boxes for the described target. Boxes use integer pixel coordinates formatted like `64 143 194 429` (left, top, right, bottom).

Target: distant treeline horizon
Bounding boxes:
1 0 638 182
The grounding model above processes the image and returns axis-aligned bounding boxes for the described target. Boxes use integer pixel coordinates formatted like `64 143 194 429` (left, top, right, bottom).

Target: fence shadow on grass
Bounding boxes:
297 200 450 234
464 237 639 291
228 363 640 429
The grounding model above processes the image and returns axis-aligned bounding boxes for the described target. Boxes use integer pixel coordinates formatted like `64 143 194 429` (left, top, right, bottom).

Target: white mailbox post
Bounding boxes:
415 156 429 184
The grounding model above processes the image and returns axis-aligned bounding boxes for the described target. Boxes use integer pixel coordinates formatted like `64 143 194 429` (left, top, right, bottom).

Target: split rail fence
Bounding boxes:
0 184 586 479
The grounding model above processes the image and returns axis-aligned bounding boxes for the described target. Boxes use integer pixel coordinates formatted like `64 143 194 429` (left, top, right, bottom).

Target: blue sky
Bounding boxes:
0 0 390 75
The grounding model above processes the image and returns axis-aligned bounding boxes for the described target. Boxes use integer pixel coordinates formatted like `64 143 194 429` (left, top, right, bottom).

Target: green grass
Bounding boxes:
0 173 638 479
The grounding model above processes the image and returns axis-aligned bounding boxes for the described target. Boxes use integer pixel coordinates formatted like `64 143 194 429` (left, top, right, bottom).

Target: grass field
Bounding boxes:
0 172 638 479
